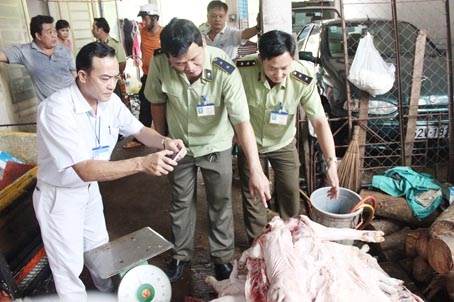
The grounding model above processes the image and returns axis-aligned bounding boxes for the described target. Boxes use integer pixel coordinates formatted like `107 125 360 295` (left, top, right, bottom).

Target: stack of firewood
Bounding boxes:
360 189 454 301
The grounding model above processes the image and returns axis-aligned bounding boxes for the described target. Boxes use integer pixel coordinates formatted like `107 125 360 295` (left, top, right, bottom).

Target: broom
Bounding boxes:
337 125 361 192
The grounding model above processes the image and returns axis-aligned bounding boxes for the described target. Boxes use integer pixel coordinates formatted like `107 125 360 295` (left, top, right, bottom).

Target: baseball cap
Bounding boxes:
137 4 159 17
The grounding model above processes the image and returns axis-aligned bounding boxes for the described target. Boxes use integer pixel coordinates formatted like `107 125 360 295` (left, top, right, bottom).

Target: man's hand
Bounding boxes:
248 167 271 208
325 162 340 199
163 138 187 160
141 149 179 176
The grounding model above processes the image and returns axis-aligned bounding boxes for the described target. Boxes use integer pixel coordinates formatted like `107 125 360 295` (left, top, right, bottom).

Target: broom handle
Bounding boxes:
352 125 359 141
299 189 312 215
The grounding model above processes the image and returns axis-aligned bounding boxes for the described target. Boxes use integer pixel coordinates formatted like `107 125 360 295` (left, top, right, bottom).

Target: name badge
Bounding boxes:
270 111 288 125
196 103 215 117
92 145 110 160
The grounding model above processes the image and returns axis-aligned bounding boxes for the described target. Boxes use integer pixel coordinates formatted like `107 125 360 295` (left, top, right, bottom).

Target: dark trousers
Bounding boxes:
238 140 300 243
167 149 234 264
139 75 152 127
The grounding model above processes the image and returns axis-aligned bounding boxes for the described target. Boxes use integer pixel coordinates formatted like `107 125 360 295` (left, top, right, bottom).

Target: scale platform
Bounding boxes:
84 227 173 279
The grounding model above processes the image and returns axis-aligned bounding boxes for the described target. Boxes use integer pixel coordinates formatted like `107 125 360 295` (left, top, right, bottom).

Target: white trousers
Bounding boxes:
33 180 112 302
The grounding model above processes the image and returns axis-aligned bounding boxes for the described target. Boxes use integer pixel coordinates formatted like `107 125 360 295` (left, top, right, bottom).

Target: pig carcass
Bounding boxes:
205 260 246 302
206 215 424 302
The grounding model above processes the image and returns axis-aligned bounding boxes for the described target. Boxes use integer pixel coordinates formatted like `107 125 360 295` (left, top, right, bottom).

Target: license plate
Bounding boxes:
415 125 449 139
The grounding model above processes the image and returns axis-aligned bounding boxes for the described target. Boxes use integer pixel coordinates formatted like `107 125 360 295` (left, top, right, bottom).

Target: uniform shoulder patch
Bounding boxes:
291 70 313 85
153 48 164 56
236 60 257 68
204 69 213 81
213 57 235 74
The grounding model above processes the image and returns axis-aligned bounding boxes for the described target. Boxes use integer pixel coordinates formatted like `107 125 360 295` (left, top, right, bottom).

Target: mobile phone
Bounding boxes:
173 149 183 161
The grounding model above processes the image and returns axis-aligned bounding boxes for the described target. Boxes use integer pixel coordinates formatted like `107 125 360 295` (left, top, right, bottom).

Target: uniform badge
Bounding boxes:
236 60 257 67
153 48 164 56
291 70 313 85
204 69 213 81
213 57 235 74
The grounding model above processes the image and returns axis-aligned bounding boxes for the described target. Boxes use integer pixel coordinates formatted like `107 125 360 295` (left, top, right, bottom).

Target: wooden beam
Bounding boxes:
404 30 427 166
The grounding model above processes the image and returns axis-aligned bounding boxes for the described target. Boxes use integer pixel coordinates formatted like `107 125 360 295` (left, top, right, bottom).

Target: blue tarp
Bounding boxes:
371 166 442 220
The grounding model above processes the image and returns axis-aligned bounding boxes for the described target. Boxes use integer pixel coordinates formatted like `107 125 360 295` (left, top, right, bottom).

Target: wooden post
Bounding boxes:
404 30 426 166
357 90 369 170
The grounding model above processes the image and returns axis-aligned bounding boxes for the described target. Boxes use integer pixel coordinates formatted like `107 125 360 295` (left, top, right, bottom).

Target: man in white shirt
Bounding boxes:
34 41 186 302
200 0 260 60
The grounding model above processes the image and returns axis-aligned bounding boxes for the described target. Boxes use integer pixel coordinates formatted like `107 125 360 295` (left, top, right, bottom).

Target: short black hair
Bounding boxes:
30 15 54 40
160 18 203 57
56 19 70 30
207 0 228 12
76 41 116 73
258 30 296 60
93 17 110 34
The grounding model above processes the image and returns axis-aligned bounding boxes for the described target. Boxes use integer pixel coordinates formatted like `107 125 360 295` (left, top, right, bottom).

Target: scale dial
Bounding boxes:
118 265 171 302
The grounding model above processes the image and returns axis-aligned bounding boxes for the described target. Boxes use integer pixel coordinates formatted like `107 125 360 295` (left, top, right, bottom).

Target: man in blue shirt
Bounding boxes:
0 15 76 102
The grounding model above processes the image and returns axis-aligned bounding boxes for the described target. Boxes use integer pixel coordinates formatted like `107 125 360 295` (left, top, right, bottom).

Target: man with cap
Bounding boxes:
123 3 163 148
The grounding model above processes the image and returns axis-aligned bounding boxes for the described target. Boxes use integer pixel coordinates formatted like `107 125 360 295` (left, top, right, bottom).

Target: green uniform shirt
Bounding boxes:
105 35 126 63
145 46 250 157
237 54 325 153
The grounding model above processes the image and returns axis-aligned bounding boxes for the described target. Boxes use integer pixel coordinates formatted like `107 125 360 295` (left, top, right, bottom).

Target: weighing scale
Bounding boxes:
84 227 173 302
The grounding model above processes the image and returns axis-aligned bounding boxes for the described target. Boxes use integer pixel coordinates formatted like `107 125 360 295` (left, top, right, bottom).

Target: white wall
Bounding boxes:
116 0 211 28
116 0 259 30
116 0 148 22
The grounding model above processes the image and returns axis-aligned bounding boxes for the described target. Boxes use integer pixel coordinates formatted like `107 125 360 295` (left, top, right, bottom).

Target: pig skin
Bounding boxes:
206 215 424 302
205 260 246 299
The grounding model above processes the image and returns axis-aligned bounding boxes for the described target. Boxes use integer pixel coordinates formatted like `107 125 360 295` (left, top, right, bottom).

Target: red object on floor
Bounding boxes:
15 247 47 284
0 290 12 302
0 161 35 191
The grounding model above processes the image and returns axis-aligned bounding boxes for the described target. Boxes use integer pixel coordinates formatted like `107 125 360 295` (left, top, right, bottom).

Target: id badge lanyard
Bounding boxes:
269 102 288 125
196 95 215 117
90 115 110 160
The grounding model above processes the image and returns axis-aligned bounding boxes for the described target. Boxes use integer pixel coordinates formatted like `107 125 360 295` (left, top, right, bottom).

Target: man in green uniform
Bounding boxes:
144 18 271 282
92 17 127 99
236 30 340 243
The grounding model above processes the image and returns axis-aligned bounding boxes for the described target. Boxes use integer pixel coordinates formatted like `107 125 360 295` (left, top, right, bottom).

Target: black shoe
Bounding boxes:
214 263 233 280
165 259 187 282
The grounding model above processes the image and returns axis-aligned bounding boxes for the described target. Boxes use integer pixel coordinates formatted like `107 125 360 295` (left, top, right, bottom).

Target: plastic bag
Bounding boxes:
347 32 395 96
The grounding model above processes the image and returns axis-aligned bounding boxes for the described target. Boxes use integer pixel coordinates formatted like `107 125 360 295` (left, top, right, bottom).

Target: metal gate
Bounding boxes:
298 0 453 192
